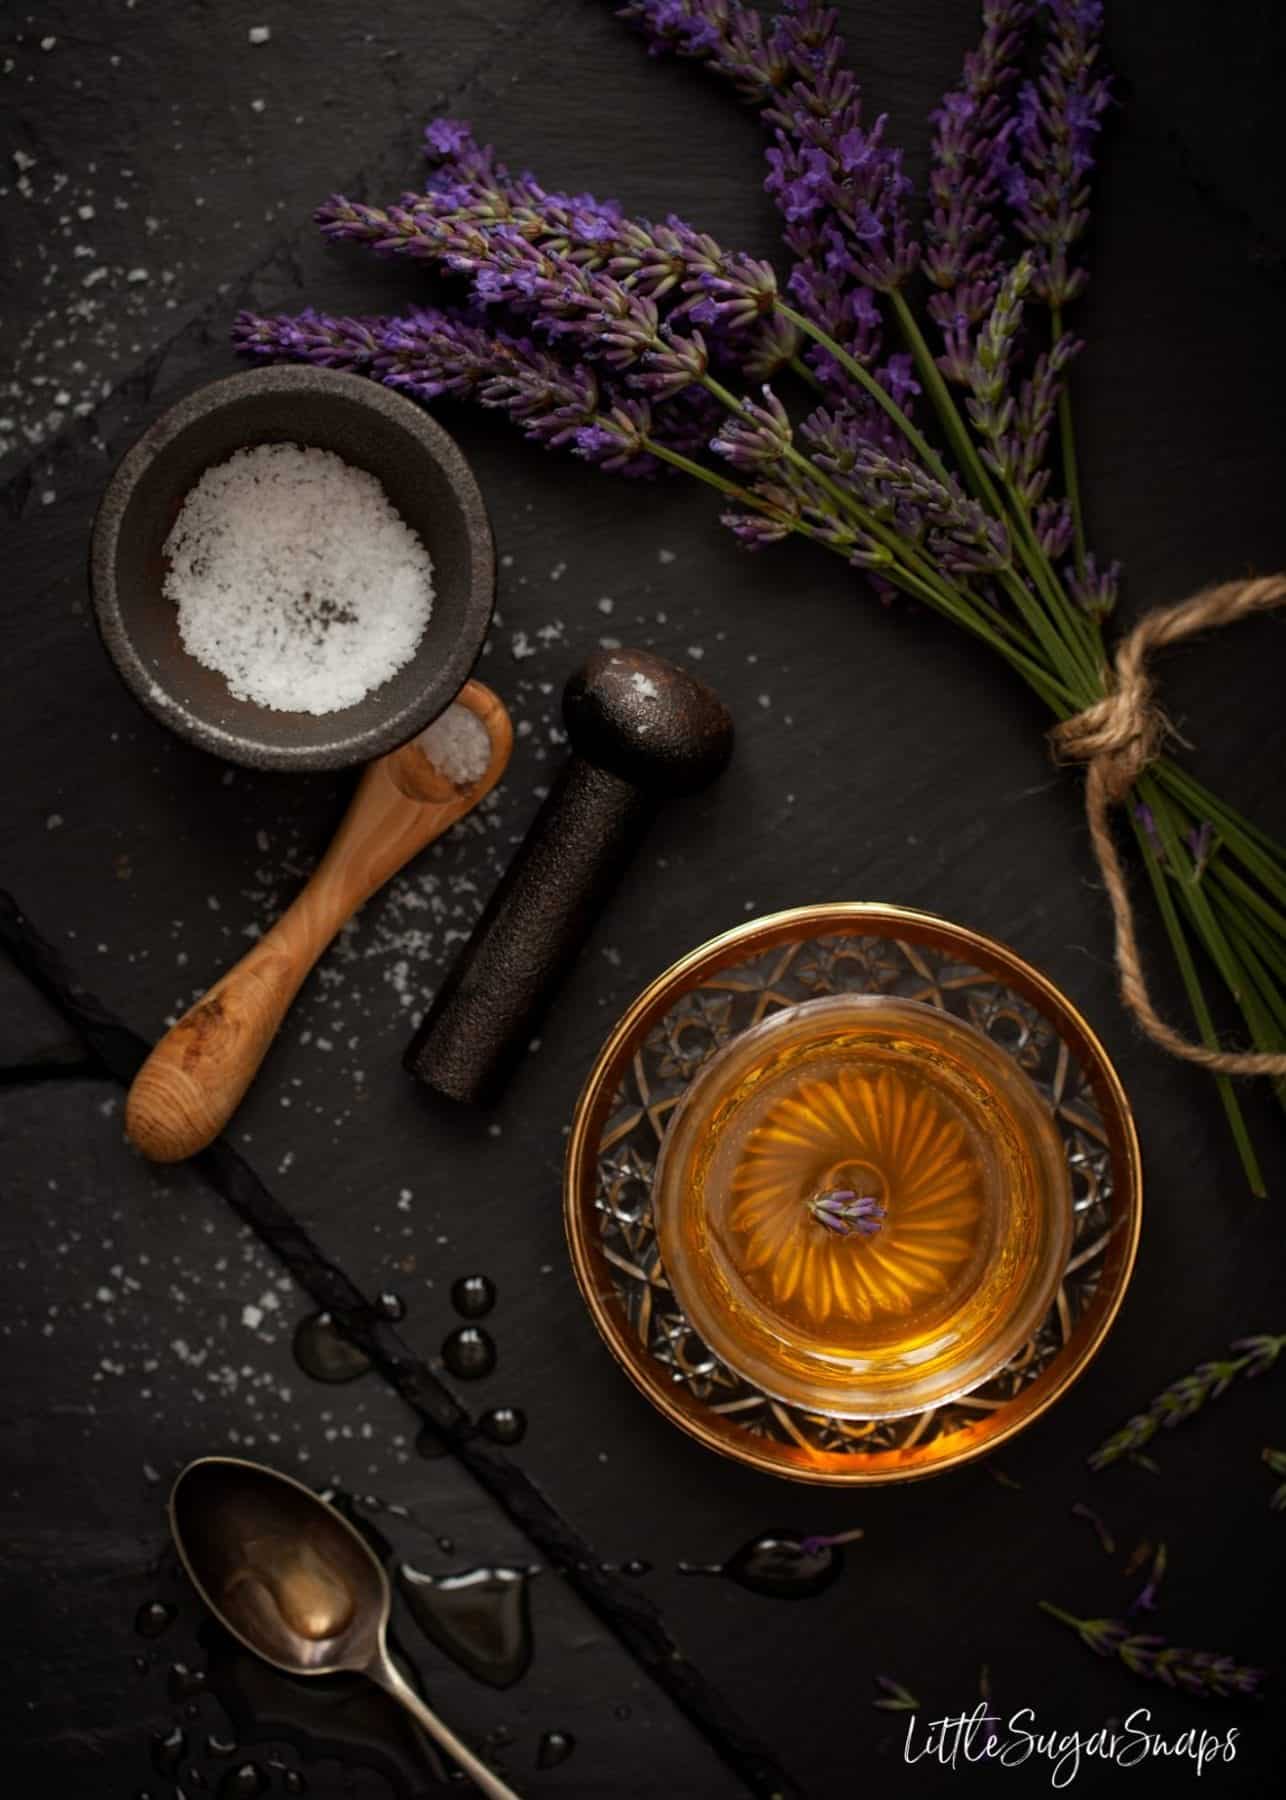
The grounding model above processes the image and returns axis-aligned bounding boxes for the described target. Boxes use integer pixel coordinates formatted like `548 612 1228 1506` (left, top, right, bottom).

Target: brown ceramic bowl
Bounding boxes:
89 366 494 771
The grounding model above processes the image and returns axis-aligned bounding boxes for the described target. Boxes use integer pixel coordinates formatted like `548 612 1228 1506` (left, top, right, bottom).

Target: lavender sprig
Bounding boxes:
1039 1604 1264 1700
1070 1501 1115 1555
925 2 1034 383
617 0 789 102
805 1188 886 1238
872 1675 920 1713
1262 1448 1286 1512
1002 0 1111 308
1088 1334 1286 1471
1129 1541 1168 1616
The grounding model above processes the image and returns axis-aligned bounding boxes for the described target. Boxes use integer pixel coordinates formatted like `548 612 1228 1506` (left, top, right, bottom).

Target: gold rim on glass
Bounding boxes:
563 903 1142 1487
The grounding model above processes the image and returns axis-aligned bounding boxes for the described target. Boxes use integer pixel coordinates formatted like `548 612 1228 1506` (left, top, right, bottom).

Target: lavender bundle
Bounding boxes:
236 1 1286 1189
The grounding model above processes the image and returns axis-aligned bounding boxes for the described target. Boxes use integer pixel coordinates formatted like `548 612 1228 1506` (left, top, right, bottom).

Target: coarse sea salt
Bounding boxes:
163 443 434 715
415 703 491 785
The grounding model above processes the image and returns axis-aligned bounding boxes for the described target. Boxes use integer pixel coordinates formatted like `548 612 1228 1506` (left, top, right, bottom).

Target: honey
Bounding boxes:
654 996 1072 1418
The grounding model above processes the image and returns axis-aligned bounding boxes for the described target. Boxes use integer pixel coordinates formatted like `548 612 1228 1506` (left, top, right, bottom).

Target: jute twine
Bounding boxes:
1050 574 1286 1075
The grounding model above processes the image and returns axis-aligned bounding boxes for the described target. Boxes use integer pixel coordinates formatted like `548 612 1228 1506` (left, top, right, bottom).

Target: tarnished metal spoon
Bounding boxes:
169 1456 520 1799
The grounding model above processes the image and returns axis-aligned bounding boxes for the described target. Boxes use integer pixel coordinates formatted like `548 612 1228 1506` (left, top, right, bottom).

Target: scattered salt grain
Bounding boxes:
163 444 434 714
248 25 271 43
416 704 491 786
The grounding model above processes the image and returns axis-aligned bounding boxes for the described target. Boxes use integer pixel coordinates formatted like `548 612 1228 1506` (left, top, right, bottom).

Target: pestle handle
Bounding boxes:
405 648 734 1105
404 760 653 1103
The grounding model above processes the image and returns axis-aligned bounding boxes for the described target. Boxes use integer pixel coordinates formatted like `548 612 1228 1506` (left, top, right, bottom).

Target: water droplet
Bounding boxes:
450 1273 496 1319
292 1311 372 1383
376 1290 406 1321
283 1774 307 1795
536 1730 575 1769
679 1530 841 1600
135 1600 177 1639
218 1763 269 1800
442 1324 496 1379
132 1654 150 1676
150 1725 187 1776
205 1733 238 1759
621 1558 652 1578
480 1405 526 1445
415 1423 449 1459
397 1563 533 1688
437 1535 456 1556
168 1661 207 1702
613 1703 632 1721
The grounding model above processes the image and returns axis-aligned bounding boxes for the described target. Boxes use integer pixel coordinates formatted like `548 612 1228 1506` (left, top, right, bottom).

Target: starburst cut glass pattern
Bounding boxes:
576 924 1134 1474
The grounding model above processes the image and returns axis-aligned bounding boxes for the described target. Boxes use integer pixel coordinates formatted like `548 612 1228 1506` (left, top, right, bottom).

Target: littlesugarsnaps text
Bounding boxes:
903 1703 1239 1788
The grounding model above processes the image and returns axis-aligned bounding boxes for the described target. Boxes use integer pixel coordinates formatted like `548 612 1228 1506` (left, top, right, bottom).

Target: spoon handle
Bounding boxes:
367 1649 522 1800
125 683 510 1163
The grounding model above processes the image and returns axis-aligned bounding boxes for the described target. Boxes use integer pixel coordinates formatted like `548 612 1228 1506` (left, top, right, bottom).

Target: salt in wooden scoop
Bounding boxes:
126 680 512 1162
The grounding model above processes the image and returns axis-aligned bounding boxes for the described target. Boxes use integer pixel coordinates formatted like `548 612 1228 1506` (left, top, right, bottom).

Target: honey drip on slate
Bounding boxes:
678 1530 842 1600
218 1764 269 1800
536 1730 576 1769
441 1324 496 1379
451 1273 496 1318
150 1725 187 1776
135 1600 177 1638
397 1563 534 1688
480 1405 526 1445
292 1312 372 1384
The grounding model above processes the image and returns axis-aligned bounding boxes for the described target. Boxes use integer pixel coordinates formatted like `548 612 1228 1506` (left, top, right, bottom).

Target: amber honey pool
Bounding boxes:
653 994 1073 1418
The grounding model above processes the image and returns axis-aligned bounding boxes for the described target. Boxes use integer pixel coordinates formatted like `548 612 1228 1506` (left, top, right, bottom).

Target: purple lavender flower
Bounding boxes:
1186 820 1216 877
710 386 793 470
807 425 1012 577
965 254 1033 478
618 0 790 103
1067 549 1119 616
805 1188 886 1238
1128 1542 1168 1617
1089 1333 1286 1470
925 3 1035 383
764 3 918 297
1040 1604 1263 1701
1002 0 1112 306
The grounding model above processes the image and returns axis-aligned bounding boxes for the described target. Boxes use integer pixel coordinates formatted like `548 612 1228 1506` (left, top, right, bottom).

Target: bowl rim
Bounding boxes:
563 901 1143 1486
89 364 495 772
649 989 1076 1421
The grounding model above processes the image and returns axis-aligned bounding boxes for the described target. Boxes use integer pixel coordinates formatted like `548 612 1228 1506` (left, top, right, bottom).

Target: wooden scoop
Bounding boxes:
126 681 512 1163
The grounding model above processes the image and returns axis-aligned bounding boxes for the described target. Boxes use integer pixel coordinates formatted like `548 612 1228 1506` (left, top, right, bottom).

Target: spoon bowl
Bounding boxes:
170 1457 519 1798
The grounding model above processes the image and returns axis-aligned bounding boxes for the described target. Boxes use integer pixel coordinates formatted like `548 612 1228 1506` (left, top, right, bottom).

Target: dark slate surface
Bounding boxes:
3 3 1285 1796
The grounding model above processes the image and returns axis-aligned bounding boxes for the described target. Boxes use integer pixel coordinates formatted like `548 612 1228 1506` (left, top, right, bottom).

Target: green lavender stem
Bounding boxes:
1129 811 1265 1195
1051 303 1088 573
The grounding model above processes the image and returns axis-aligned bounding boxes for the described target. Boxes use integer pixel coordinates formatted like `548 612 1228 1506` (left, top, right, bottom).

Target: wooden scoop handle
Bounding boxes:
126 682 511 1163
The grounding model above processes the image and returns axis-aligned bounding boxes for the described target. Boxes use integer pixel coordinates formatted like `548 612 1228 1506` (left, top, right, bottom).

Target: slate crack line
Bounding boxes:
0 890 806 1800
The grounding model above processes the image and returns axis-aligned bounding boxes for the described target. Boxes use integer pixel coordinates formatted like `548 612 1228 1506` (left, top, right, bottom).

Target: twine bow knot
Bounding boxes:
1050 574 1286 1077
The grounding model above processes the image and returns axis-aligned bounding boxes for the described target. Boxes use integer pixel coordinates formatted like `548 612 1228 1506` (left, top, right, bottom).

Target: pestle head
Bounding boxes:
562 649 734 795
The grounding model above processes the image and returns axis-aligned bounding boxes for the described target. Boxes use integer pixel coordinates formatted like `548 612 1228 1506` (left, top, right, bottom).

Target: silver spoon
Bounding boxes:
169 1455 520 1800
